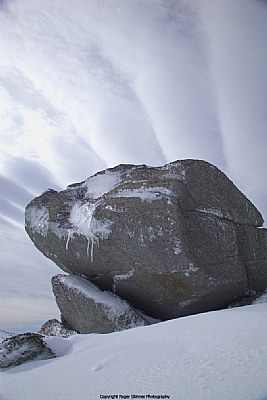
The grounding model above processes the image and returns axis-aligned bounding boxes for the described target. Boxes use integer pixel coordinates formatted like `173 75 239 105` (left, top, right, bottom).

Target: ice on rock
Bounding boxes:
113 269 134 282
67 201 113 261
65 171 121 260
178 299 196 307
65 172 174 261
173 239 182 254
196 207 231 219
113 269 135 292
25 173 116 262
114 187 173 202
83 170 122 199
183 264 199 277
25 205 49 236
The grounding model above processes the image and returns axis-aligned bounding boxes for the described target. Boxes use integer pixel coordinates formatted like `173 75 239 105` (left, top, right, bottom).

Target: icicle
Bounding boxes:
66 229 71 250
86 239 90 257
90 240 94 262
69 200 112 262
87 235 99 262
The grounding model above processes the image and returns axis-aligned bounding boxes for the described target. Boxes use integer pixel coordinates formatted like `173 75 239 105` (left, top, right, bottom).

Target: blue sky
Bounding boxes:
0 0 267 332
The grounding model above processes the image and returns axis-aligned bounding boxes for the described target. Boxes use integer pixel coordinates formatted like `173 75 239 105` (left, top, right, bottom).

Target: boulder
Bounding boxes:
52 274 149 333
0 332 55 369
235 226 267 292
25 160 267 320
0 329 13 342
39 318 77 338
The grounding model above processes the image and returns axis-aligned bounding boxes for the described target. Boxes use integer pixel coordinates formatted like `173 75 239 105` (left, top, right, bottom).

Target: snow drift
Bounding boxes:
1 303 267 400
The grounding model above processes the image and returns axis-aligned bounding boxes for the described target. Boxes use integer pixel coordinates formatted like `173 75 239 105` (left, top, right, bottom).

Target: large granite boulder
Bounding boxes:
52 274 149 333
0 333 55 369
25 159 267 320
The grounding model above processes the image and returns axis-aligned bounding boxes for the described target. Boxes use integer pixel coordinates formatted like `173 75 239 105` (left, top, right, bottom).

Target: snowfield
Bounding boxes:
1 303 267 400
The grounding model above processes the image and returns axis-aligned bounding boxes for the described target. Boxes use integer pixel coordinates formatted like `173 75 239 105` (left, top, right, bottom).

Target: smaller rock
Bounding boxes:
39 319 77 338
0 329 14 342
52 274 149 334
0 332 56 369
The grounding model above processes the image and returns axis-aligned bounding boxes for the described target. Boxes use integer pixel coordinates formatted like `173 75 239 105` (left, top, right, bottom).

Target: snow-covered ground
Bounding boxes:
2 303 267 400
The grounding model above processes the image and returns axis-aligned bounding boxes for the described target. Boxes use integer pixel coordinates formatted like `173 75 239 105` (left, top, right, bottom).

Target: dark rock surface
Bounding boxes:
25 159 267 321
0 332 55 369
236 225 267 292
39 318 77 338
52 274 149 334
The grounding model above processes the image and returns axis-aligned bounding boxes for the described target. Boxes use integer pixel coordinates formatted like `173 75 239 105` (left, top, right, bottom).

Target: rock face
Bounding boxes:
39 318 77 338
52 274 148 333
0 333 55 369
0 329 13 342
25 159 267 323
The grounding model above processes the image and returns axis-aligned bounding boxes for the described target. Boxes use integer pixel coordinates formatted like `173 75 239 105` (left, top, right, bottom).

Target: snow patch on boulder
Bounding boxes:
114 186 173 202
83 170 122 199
58 275 137 319
25 205 49 236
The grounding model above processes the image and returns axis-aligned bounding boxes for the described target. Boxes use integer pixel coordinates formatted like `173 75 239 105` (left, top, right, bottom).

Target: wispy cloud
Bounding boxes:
200 0 267 213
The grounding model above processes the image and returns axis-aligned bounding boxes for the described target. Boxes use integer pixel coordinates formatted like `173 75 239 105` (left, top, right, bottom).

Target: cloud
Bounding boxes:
73 0 226 165
0 219 60 331
200 0 267 218
0 175 33 207
0 297 59 332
